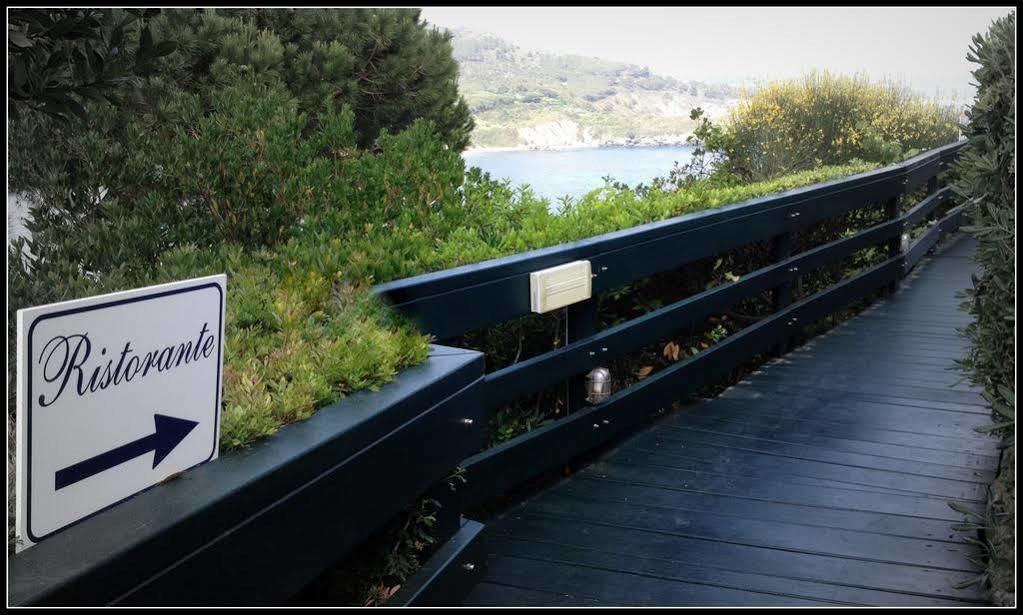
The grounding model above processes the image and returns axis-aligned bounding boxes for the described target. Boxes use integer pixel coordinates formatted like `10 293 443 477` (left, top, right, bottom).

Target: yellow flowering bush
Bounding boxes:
719 71 959 180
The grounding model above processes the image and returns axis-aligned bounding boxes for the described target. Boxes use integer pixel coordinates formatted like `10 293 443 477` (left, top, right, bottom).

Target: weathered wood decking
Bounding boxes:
464 235 1000 606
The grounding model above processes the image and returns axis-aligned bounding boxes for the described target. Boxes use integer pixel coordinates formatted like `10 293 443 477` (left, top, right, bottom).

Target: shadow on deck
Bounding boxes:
464 235 999 606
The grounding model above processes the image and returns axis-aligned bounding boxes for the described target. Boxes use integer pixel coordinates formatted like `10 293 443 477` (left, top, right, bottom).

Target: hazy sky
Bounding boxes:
421 6 1014 101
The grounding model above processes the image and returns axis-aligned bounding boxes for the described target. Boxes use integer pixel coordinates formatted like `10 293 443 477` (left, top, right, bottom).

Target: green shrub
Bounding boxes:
702 71 959 181
148 8 473 150
8 8 474 248
953 10 1015 605
955 12 1016 434
7 87 451 454
8 8 174 119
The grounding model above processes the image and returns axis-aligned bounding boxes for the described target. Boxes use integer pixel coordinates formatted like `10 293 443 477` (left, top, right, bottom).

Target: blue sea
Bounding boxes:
463 145 697 202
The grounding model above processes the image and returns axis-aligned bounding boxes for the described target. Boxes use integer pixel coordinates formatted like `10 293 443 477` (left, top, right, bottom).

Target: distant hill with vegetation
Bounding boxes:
449 29 738 150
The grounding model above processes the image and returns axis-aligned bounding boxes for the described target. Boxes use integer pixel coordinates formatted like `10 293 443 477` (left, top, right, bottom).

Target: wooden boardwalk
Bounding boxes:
464 235 1000 606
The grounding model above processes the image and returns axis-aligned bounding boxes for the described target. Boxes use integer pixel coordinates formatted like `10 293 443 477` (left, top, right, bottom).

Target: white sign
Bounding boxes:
15 274 226 550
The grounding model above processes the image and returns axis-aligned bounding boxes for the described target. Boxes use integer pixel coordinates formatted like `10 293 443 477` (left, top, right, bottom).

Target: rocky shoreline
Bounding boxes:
465 133 694 154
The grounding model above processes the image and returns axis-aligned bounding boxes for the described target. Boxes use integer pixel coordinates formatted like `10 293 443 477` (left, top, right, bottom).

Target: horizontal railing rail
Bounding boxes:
905 203 969 271
903 186 952 229
376 140 969 513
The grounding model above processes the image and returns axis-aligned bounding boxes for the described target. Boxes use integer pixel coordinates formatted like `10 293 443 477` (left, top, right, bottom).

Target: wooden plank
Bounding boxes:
614 438 991 499
741 371 984 407
484 516 986 603
755 359 972 385
551 477 971 543
790 343 970 362
387 519 486 606
484 535 968 606
758 359 971 386
720 382 989 415
783 349 968 368
816 327 972 348
575 461 978 521
644 423 993 474
481 554 831 606
464 582 613 606
824 319 970 336
518 495 981 570
675 395 999 447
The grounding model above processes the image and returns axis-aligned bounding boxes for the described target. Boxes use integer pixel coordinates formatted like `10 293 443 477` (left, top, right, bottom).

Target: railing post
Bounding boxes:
565 300 599 413
770 231 794 355
886 187 905 293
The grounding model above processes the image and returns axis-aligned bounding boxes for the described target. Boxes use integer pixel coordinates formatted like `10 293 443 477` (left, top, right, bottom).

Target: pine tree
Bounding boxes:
148 8 473 150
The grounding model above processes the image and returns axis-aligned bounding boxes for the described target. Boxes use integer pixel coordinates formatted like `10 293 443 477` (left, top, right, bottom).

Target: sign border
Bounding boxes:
22 278 224 544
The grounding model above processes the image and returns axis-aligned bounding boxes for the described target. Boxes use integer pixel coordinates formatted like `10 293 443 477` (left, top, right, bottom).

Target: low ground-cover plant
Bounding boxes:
9 106 880 454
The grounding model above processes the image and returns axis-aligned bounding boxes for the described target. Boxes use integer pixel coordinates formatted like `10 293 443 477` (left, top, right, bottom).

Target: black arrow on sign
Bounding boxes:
54 414 199 491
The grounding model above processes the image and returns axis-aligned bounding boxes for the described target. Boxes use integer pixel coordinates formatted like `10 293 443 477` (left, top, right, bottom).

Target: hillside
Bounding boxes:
450 29 738 150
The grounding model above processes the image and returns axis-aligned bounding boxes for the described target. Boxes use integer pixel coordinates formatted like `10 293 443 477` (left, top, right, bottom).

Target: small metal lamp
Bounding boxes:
585 367 613 404
900 233 911 253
